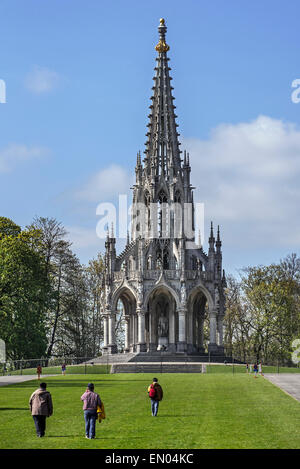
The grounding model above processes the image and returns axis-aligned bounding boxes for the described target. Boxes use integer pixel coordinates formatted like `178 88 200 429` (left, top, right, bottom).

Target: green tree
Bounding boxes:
224 255 300 364
0 223 50 360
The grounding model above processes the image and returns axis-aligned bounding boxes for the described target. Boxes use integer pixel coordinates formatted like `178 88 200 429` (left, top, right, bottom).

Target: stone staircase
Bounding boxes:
88 352 137 364
88 352 242 373
129 352 234 364
110 362 203 374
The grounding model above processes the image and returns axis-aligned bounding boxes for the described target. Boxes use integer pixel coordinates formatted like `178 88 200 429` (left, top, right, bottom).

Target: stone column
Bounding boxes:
103 315 109 351
130 314 135 352
218 316 224 346
137 309 146 352
124 316 130 352
108 312 117 354
177 308 187 352
149 308 156 353
217 315 225 355
168 306 176 353
208 309 218 354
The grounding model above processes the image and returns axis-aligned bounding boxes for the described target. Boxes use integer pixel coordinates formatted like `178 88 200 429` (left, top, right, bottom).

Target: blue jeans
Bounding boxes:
151 399 159 416
84 410 97 438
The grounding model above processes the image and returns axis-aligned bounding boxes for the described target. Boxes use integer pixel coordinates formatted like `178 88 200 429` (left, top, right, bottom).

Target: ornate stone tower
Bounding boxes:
101 19 226 356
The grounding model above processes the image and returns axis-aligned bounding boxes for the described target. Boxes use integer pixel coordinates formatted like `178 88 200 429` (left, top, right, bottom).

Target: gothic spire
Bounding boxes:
209 221 215 252
144 18 182 180
216 225 222 252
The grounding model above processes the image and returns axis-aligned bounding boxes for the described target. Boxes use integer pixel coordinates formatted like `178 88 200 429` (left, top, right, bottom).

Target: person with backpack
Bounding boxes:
147 377 163 417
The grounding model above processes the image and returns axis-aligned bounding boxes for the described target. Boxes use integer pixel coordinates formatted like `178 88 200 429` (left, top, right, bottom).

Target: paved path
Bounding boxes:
264 374 300 403
0 375 56 387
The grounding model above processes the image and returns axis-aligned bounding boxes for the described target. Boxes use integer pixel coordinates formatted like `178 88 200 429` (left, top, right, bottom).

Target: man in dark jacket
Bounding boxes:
29 382 53 437
148 377 163 417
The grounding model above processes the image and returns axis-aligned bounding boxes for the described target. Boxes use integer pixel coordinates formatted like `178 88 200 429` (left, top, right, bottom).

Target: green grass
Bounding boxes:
7 364 110 375
0 373 300 449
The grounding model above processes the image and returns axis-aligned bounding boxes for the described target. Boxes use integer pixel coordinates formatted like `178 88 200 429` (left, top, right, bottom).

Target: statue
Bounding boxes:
157 300 169 338
158 313 168 337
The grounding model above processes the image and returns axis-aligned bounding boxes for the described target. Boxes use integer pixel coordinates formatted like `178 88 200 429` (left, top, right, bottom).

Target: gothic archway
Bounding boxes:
187 286 213 353
145 285 179 353
111 287 137 352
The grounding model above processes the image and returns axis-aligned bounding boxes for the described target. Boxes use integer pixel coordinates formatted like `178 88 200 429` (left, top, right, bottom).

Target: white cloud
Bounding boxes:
65 225 102 250
0 143 49 173
183 115 300 249
64 225 105 266
75 164 133 202
25 66 60 94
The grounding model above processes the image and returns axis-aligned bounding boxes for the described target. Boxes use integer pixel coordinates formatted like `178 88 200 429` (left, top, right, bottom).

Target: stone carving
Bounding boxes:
158 312 169 337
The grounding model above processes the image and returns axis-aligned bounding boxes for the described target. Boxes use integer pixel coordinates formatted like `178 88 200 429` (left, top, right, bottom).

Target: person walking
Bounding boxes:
36 364 42 380
81 383 101 439
61 363 66 375
29 382 53 437
253 363 258 378
258 362 264 376
147 377 163 417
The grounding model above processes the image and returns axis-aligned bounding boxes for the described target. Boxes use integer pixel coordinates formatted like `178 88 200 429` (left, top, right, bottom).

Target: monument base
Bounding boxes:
157 336 168 351
107 344 118 354
136 343 147 353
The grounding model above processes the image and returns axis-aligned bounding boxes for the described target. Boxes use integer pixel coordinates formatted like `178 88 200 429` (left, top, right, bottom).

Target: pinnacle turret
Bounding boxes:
143 18 182 181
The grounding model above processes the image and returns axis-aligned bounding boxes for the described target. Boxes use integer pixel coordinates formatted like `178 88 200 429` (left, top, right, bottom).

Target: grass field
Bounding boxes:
7 364 110 375
0 373 300 449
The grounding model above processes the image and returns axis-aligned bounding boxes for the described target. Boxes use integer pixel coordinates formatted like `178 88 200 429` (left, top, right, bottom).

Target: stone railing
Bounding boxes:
113 269 211 283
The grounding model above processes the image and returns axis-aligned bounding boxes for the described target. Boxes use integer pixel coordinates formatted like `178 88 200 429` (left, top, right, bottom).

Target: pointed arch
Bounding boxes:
144 282 180 309
187 284 214 310
111 285 137 313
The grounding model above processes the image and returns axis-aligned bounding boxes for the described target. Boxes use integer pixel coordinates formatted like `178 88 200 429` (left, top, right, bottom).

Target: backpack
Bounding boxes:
155 384 163 401
148 385 157 399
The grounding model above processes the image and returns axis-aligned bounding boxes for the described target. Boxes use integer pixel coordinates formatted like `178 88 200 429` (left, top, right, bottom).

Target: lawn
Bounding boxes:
0 373 300 449
7 364 110 375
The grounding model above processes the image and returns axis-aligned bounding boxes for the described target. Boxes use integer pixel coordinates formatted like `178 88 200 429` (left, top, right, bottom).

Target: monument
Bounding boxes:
101 19 226 357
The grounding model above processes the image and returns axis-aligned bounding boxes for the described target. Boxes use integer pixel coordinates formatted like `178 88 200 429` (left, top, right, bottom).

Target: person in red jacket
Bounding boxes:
147 378 163 417
36 364 42 380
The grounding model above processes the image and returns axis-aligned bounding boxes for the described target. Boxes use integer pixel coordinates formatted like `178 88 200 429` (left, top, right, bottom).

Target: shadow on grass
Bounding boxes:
156 414 198 418
0 407 29 411
47 435 145 440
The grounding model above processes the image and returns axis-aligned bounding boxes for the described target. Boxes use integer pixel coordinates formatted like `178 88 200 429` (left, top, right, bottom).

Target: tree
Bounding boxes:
224 255 300 364
0 223 50 360
0 217 21 238
84 254 104 356
28 217 105 359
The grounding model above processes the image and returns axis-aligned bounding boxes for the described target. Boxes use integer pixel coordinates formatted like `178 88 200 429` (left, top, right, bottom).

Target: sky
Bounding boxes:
0 0 300 275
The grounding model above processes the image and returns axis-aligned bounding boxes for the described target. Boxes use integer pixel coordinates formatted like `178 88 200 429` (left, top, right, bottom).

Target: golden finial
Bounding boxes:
155 40 170 53
155 18 169 53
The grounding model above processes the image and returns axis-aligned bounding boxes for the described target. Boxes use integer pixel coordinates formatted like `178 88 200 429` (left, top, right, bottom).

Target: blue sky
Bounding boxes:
1 0 300 275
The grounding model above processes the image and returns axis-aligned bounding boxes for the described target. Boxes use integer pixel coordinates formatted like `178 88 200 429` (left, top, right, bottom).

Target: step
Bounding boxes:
110 362 203 374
